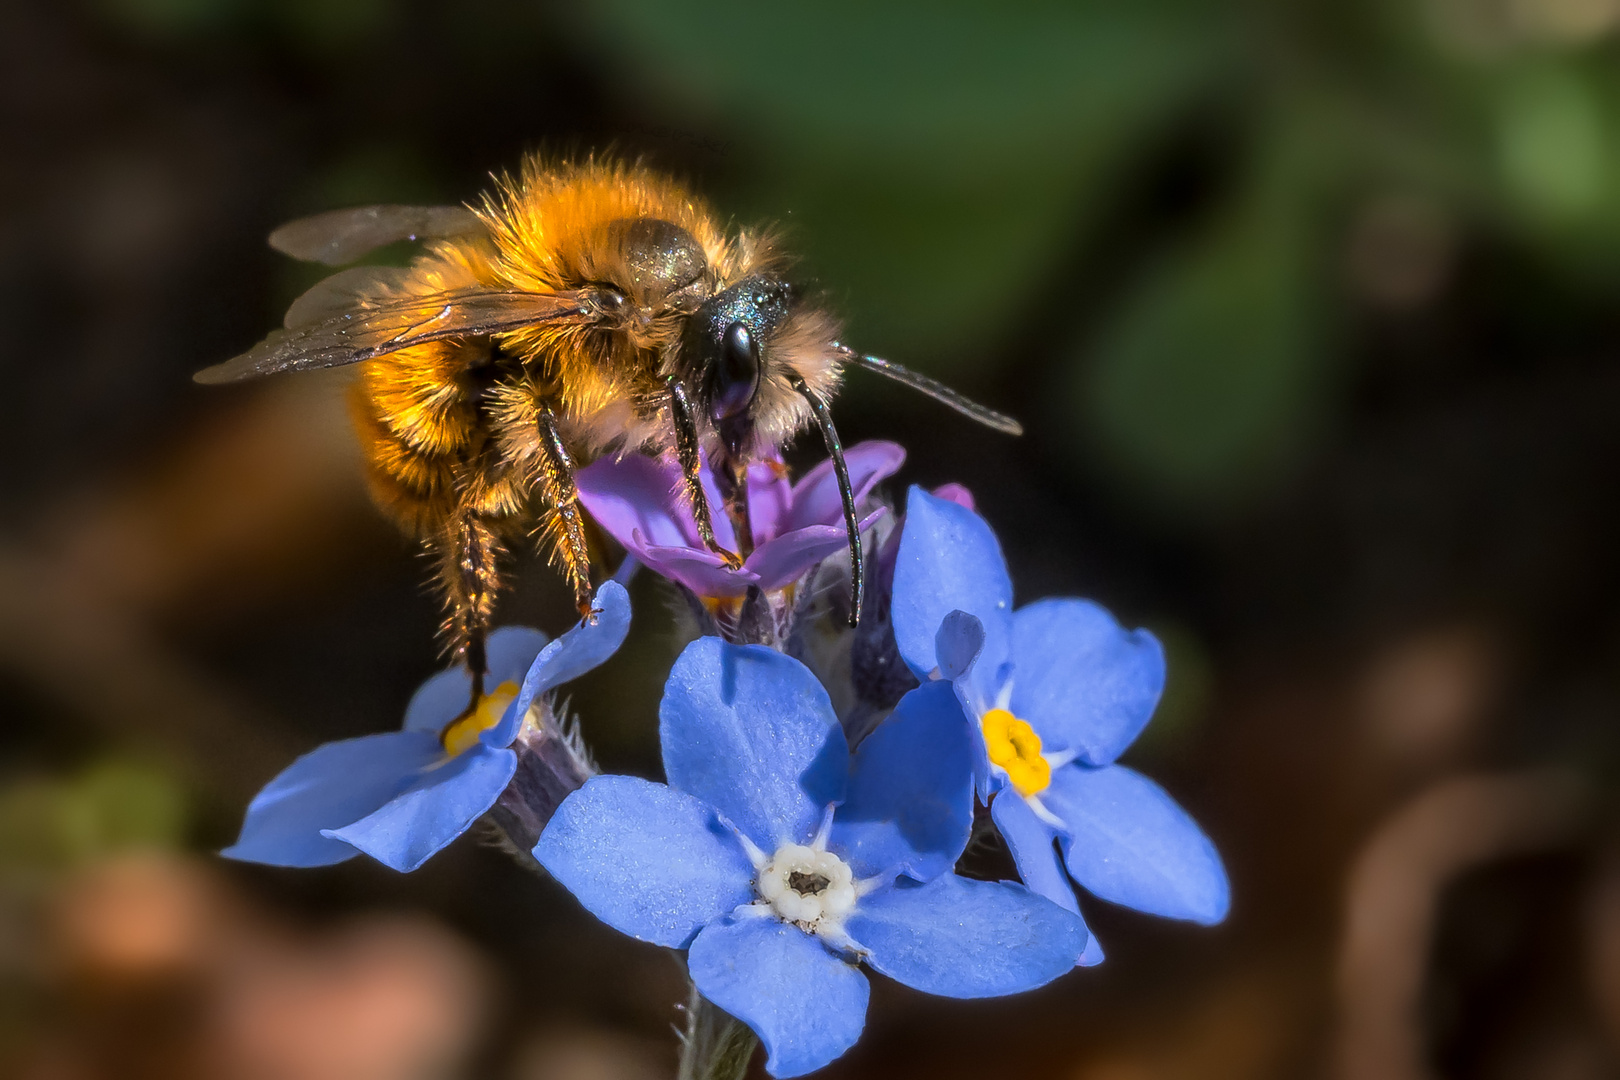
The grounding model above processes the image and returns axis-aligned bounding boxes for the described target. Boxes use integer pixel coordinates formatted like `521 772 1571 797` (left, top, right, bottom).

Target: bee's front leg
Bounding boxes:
666 379 744 569
712 456 756 561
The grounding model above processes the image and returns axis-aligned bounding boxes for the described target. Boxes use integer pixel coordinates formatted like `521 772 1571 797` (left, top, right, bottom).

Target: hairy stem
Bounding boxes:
677 982 756 1080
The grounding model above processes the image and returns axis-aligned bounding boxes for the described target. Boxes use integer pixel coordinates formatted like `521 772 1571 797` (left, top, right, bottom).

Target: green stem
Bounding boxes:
677 981 757 1080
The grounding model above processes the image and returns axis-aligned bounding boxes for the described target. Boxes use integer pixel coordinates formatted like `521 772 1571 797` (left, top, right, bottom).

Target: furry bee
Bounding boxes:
197 156 1018 710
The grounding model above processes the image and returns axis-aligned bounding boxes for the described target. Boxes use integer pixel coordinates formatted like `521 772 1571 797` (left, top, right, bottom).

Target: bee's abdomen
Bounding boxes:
348 392 448 537
348 341 513 539
360 341 482 453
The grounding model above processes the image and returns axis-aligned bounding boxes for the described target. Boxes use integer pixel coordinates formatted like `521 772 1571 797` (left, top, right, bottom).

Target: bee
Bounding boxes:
197 156 1019 710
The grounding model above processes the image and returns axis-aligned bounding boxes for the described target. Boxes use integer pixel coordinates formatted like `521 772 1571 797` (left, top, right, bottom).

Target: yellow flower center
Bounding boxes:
440 680 520 756
981 708 1051 797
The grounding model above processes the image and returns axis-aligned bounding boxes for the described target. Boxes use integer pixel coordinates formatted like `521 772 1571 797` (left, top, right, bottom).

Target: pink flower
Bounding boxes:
576 442 905 600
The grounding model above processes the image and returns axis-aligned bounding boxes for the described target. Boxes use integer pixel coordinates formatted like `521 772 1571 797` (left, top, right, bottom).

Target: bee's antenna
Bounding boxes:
835 346 1024 436
789 375 863 628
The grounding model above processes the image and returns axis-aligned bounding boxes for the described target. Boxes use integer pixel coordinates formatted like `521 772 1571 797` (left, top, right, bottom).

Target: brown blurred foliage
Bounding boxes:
9 853 490 1080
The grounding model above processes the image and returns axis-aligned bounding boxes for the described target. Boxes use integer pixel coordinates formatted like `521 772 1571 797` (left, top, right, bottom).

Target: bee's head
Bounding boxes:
680 273 841 461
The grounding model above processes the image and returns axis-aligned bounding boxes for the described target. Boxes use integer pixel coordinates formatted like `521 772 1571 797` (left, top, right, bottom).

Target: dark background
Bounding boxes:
2 2 1619 1078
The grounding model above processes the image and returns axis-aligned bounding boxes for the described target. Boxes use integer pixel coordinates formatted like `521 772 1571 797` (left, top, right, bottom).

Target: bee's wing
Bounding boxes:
281 266 415 329
268 205 484 266
194 287 591 384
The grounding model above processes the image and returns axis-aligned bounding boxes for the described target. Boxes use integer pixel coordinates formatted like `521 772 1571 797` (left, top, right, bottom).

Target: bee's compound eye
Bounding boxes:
711 321 761 420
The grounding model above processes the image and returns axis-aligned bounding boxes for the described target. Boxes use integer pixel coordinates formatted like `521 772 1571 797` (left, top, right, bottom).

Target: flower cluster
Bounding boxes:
537 639 1084 1076
225 444 1228 1078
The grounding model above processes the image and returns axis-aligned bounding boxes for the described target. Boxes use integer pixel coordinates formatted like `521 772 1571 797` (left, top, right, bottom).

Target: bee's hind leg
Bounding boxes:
534 404 597 620
438 510 503 712
463 625 487 703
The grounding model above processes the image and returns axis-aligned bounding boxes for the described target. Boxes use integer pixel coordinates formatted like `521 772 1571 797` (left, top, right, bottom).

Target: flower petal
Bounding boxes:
959 683 997 802
924 615 995 798
891 487 1012 704
577 452 736 553
401 669 471 734
744 525 848 592
223 731 443 867
1044 764 1229 924
323 744 516 872
492 581 632 747
534 775 757 948
486 625 551 685
934 610 984 681
403 627 548 733
830 682 973 881
848 874 1087 996
743 510 884 593
990 793 1070 912
577 452 696 549
745 459 793 545
661 639 848 849
930 482 975 510
639 542 758 598
1010 598 1165 766
689 916 869 1079
779 440 906 535
991 793 1104 965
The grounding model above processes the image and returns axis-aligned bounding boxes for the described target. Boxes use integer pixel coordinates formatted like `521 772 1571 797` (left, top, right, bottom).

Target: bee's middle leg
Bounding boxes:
534 404 596 619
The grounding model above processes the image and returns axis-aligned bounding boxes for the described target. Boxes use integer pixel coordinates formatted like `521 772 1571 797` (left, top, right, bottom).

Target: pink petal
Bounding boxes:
745 459 794 546
639 542 760 599
930 483 976 512
578 453 737 554
781 441 906 535
745 508 887 592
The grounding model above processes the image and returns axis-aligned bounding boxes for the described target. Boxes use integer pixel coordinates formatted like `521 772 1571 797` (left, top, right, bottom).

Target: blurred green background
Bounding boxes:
3 1 1620 1078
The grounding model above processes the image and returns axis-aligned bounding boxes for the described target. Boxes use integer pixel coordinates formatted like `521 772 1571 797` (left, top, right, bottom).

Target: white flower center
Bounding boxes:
755 842 856 931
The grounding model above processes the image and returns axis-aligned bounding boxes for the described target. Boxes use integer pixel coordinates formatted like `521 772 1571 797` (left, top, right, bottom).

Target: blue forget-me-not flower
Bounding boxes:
535 636 1087 1078
224 580 630 873
890 487 1229 964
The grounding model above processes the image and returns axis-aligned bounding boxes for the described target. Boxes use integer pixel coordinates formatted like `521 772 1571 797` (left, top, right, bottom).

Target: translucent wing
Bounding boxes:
283 266 414 329
268 204 484 266
194 287 590 384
